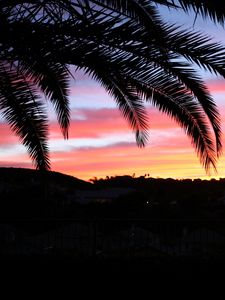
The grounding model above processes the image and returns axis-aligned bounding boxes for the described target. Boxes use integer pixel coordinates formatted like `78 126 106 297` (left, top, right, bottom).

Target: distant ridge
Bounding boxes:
0 167 92 189
0 167 94 220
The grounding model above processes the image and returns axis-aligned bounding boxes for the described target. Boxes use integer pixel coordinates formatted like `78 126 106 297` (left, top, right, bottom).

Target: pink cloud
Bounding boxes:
207 79 225 94
70 84 108 97
49 107 178 139
0 124 19 146
0 161 32 168
1 89 225 181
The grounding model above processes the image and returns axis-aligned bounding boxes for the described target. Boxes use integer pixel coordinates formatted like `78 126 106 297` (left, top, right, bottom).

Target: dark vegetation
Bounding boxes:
0 167 91 220
88 175 225 219
2 167 225 282
1 167 225 221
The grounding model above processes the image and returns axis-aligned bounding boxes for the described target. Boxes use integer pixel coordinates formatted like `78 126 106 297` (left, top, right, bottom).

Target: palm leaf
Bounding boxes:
129 76 217 172
0 17 71 139
0 0 224 173
21 60 71 139
83 66 149 147
174 0 225 25
0 62 50 170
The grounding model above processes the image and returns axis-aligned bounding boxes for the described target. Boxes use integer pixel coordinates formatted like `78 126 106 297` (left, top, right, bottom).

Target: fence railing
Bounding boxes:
1 218 225 260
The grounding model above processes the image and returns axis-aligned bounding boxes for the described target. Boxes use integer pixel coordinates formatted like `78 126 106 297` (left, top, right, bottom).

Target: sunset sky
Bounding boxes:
1 6 225 182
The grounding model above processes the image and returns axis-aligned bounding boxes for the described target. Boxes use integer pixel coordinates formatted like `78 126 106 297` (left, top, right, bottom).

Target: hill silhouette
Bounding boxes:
1 168 225 221
0 167 92 220
0 167 91 190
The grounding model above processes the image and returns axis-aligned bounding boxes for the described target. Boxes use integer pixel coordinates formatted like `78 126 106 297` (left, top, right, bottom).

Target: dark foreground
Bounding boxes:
2 218 225 297
2 256 225 298
2 254 225 278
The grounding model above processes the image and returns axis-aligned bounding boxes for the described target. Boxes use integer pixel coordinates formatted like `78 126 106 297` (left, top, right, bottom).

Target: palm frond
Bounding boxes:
176 0 225 25
129 76 217 172
0 62 50 170
151 90 217 172
0 16 71 139
62 20 222 159
151 0 225 24
84 67 149 147
89 18 223 156
21 61 71 139
0 0 224 173
151 59 222 155
165 28 225 77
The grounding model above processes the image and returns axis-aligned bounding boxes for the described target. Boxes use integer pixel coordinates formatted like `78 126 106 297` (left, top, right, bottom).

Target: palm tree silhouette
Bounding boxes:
1 1 225 172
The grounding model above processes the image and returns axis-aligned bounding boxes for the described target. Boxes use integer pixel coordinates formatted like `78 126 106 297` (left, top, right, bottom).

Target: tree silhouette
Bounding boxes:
1 1 225 171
